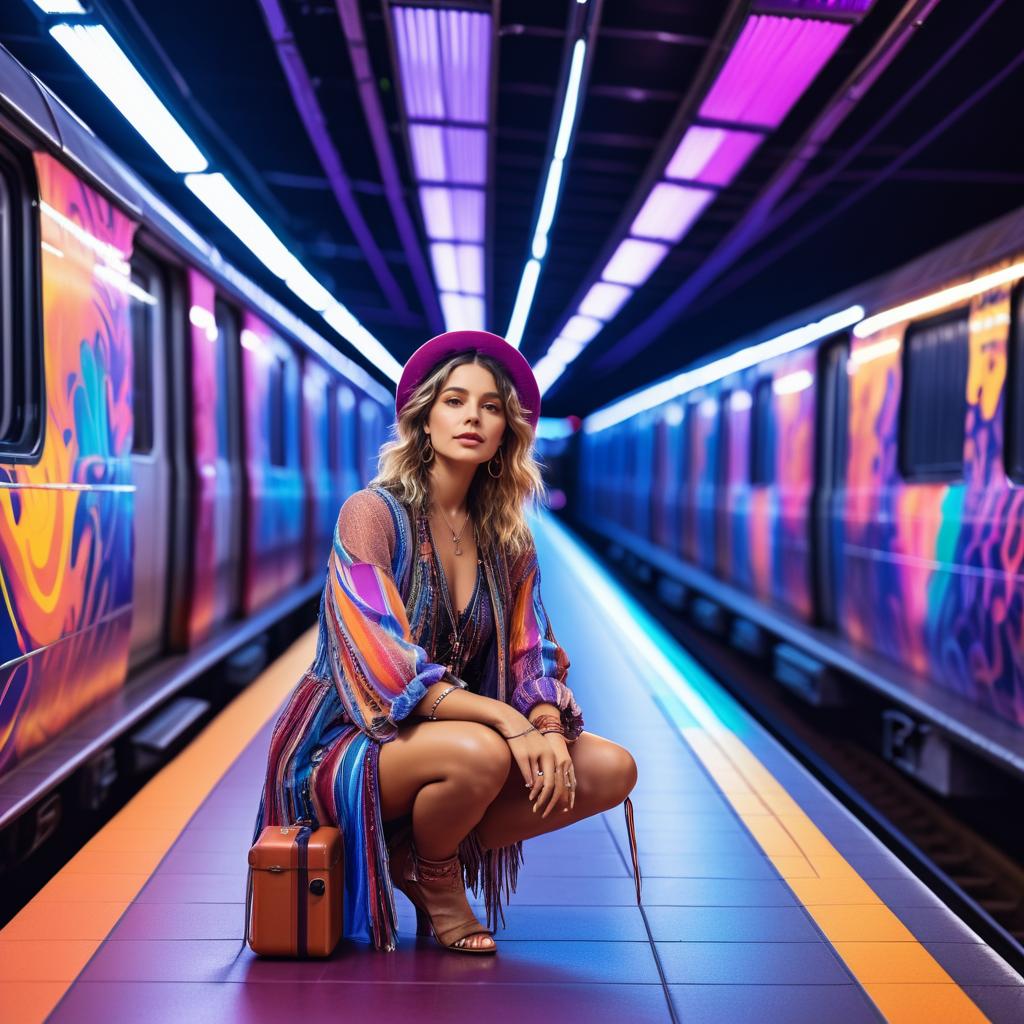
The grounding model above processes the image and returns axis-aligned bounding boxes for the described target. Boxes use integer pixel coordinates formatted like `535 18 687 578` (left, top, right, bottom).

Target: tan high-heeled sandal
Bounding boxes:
388 828 496 955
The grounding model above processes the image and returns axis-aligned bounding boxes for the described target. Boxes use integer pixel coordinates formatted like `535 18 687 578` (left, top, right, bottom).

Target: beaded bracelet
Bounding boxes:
427 685 458 721
532 712 576 743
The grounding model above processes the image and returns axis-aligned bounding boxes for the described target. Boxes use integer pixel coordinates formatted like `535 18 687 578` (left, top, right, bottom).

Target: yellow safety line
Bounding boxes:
673 723 991 1022
0 626 316 1024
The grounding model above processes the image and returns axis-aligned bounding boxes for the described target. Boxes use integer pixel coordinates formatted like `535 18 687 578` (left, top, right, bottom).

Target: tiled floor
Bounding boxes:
19 516 1024 1022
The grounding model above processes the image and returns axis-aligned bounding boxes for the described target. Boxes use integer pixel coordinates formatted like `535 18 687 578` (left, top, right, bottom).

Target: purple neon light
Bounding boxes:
630 183 715 244
579 281 632 321
392 7 444 120
602 238 669 287
764 0 874 12
420 186 485 243
393 6 490 125
440 291 485 330
699 15 850 129
665 125 763 187
430 242 484 295
437 8 490 124
409 125 487 185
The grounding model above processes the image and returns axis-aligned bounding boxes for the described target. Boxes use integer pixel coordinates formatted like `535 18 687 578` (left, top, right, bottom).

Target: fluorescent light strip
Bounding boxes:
537 12 855 395
853 260 1024 338
506 37 588 347
33 0 86 12
184 172 401 381
584 304 864 433
49 23 208 173
506 258 542 348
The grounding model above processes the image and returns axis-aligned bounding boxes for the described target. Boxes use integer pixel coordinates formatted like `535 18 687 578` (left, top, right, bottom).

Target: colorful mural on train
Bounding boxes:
0 155 136 775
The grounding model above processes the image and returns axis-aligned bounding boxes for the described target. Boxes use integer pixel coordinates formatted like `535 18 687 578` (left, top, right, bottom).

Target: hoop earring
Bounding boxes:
487 447 504 479
421 436 435 464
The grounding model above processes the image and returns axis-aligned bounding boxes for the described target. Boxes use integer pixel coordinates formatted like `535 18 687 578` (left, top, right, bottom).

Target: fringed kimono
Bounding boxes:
249 485 584 951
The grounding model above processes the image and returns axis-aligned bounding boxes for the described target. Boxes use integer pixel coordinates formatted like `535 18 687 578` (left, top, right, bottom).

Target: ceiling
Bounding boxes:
1 0 1022 417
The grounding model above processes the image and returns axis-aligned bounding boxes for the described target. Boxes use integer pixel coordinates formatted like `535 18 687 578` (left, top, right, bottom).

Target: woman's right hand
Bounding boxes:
500 723 556 807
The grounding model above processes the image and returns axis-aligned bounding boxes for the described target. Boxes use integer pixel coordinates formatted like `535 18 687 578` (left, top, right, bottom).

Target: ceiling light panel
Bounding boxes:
630 183 715 244
602 239 670 287
665 126 763 187
391 5 493 331
579 281 633 321
537 4 871 398
699 15 851 129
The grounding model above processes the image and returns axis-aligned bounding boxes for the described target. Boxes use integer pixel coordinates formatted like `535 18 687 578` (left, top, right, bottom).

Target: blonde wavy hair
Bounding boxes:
369 350 547 560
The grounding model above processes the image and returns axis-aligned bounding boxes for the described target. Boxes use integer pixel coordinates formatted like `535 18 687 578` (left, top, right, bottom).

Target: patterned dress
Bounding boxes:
249 485 584 951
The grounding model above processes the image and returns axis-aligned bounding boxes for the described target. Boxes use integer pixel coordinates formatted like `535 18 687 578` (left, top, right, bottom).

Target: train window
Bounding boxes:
268 353 286 467
129 255 163 455
1007 285 1024 482
0 148 42 460
213 300 240 462
900 309 969 480
750 378 775 485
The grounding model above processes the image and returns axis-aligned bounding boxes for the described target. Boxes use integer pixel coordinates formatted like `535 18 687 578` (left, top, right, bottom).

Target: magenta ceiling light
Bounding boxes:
602 239 670 287
699 15 850 129
630 183 716 244
392 5 493 330
579 281 633 320
665 125 763 187
537 5 870 397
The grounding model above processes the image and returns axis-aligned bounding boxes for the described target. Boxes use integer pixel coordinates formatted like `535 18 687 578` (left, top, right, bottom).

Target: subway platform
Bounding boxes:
1 515 1021 1024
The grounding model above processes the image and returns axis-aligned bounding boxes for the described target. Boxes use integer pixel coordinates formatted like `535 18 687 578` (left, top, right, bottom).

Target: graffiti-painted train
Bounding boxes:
576 206 1024 792
0 46 390 840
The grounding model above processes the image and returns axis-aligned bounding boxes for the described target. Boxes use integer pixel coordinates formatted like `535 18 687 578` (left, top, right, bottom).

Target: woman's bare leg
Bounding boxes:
378 720 512 858
377 720 512 952
473 732 637 850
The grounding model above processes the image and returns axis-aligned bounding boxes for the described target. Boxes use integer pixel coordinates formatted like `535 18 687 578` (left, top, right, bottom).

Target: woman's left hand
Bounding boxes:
538 733 576 817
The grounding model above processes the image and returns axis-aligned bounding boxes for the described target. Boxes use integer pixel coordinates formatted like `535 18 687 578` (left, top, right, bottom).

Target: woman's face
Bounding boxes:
425 361 507 466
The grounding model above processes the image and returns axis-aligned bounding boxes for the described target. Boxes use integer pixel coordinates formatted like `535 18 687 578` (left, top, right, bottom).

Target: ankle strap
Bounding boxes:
415 852 462 883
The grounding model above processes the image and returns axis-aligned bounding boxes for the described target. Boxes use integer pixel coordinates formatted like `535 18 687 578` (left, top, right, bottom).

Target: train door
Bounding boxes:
339 385 360 500
214 298 244 620
128 251 171 668
811 334 850 627
715 390 731 575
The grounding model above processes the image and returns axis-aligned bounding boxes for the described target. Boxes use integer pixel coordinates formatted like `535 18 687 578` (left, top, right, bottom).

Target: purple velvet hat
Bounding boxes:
395 330 541 430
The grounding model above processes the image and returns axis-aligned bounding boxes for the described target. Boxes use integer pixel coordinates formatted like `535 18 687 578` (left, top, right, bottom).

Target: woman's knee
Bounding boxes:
581 740 637 809
447 723 511 796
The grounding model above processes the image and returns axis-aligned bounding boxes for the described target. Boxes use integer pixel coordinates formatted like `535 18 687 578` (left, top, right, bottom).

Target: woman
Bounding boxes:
251 330 639 956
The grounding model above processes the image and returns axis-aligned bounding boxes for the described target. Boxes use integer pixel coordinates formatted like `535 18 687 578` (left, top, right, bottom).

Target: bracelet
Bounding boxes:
427 685 458 721
501 725 538 740
540 727 565 737
531 714 563 734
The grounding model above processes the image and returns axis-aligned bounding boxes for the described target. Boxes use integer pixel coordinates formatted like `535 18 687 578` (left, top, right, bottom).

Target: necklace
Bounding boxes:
433 502 470 555
422 509 483 676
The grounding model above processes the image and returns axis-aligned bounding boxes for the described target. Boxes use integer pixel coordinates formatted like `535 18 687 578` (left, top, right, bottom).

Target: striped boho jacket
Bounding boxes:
249 485 584 951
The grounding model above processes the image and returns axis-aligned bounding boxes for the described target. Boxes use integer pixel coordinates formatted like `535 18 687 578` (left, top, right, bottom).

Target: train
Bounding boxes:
573 203 1024 796
0 39 391 842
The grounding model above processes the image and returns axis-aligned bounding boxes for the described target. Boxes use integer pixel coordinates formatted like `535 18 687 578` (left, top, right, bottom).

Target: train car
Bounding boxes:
0 46 390 858
578 206 1024 796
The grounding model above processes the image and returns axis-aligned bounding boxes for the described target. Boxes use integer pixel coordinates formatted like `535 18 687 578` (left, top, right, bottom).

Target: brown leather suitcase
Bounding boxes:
247 824 343 957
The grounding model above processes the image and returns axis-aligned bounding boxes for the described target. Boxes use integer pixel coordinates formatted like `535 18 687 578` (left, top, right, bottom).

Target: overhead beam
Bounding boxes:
257 0 412 315
334 0 445 334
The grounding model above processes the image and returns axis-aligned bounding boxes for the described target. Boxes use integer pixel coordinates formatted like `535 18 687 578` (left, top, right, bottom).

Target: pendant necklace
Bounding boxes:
434 502 470 555
424 507 482 676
